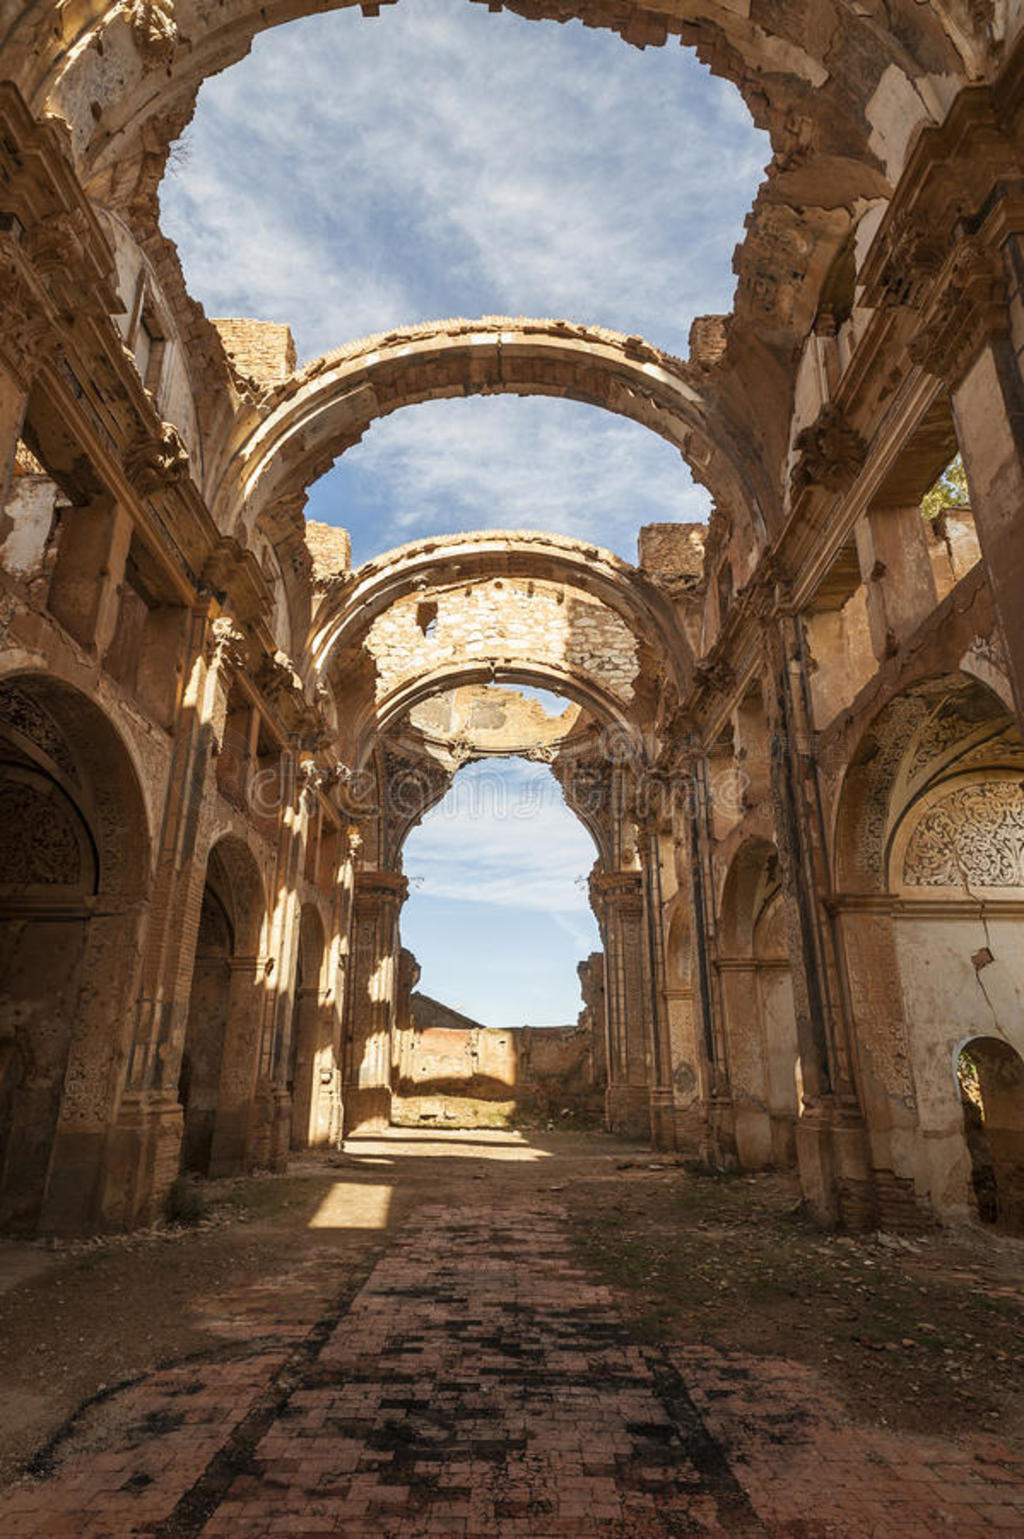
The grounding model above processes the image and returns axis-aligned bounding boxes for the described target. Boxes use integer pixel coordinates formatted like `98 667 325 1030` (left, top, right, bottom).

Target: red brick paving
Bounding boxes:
1 1197 1023 1537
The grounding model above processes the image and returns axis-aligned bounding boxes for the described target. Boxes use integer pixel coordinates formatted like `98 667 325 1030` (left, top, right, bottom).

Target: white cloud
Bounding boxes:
161 0 768 362
404 759 598 916
307 393 711 563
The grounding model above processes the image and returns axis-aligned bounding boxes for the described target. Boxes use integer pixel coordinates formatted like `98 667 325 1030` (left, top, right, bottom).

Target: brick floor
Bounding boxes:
2 1195 1023 1537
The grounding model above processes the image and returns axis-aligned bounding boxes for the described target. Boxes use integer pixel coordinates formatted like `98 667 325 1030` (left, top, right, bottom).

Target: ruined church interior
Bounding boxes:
2 0 1024 1530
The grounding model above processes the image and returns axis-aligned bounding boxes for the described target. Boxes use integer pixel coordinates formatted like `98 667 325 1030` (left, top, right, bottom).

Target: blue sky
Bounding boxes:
159 0 766 1022
401 758 600 1026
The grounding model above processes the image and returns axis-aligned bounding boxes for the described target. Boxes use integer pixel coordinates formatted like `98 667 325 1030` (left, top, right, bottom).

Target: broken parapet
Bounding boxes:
637 523 707 592
305 519 352 581
212 318 297 386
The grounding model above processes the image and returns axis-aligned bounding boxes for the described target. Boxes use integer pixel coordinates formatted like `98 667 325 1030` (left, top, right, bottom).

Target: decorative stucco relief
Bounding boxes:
903 781 1024 888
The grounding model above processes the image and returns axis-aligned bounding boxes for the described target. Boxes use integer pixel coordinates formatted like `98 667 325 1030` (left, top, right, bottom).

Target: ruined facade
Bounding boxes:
2 0 1024 1235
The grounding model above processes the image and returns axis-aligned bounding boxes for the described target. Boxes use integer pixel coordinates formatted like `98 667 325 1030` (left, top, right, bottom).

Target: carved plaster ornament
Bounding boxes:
874 208 945 311
256 648 304 701
789 403 868 498
907 236 1008 385
693 656 737 696
125 0 179 68
124 421 190 495
903 780 1024 887
0 777 85 887
0 256 57 387
27 210 92 277
205 614 248 669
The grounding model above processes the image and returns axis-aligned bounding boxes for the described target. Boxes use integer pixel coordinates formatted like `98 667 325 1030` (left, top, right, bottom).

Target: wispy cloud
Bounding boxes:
400 759 601 1024
307 394 709 563
160 0 767 362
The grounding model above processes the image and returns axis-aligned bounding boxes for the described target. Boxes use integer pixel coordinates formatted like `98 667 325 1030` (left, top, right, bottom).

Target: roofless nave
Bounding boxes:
1 0 1024 1255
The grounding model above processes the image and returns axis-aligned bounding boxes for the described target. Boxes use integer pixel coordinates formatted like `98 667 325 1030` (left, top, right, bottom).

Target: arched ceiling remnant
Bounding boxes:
9 0 986 534
402 684 584 762
311 529 692 764
22 0 975 217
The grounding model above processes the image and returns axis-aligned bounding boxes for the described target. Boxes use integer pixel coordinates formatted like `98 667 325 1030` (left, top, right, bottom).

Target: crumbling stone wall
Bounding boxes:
213 319 297 385
365 578 639 705
392 992 602 1129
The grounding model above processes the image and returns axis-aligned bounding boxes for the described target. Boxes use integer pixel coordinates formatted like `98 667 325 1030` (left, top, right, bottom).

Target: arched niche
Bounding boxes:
832 670 1024 1222
287 903 331 1150
0 671 151 1232
178 833 269 1178
957 1036 1024 1233
717 835 799 1169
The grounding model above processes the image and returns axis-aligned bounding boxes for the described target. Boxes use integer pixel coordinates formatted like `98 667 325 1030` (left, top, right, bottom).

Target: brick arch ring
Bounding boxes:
210 317 757 536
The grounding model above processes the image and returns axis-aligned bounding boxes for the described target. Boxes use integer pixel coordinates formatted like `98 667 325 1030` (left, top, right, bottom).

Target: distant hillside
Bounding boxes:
409 993 573 1034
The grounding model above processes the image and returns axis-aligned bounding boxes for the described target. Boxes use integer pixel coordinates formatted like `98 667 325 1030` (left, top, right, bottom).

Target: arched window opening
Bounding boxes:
958 1039 1024 1233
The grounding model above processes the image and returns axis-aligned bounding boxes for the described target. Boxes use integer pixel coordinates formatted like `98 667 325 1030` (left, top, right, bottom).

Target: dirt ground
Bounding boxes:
1 1128 1022 1494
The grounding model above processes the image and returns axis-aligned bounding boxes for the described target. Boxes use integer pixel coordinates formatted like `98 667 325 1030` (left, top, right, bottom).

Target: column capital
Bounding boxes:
590 868 644 917
352 868 409 911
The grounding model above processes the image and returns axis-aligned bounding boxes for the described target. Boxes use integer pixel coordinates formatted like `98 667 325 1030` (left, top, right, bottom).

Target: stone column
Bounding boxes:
207 954 269 1178
289 983 322 1149
39 904 147 1233
897 219 1024 731
252 768 302 1174
100 607 215 1227
343 870 407 1133
717 960 773 1168
763 614 874 1225
0 363 28 515
592 870 651 1140
639 822 676 1151
952 331 1024 729
46 494 133 655
680 752 735 1164
577 952 607 1090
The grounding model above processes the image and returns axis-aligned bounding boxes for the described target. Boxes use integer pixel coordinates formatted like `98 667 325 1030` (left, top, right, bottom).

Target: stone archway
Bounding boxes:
958 1036 1024 1232
310 530 693 771
210 320 757 537
179 834 269 1179
0 672 151 1232
718 836 799 1169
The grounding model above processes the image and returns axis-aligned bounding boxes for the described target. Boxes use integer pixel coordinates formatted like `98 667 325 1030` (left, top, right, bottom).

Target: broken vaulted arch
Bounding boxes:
204 318 765 541
308 529 695 769
7 0 981 547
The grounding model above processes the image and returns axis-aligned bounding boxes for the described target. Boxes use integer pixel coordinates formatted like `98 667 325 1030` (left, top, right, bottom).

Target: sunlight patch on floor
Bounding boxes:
343 1129 553 1162
308 1181 393 1229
